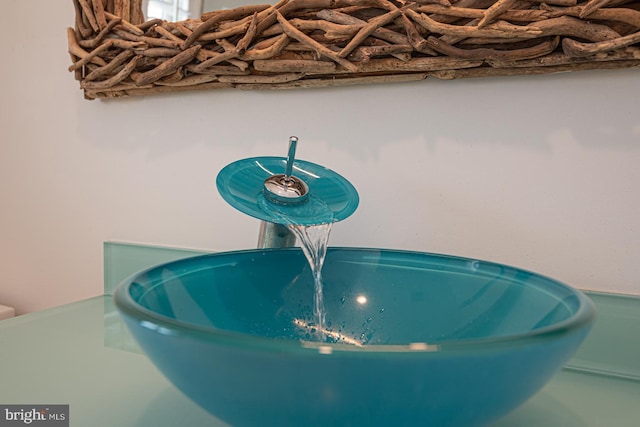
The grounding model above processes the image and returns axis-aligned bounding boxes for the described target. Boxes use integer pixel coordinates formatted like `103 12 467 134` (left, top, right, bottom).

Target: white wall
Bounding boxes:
1 1 639 314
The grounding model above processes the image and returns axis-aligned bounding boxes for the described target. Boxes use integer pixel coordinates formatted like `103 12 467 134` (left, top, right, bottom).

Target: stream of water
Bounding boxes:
256 192 335 339
288 223 332 337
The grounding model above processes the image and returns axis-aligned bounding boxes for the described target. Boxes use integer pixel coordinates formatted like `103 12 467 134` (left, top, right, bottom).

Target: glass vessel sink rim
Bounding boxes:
113 247 596 355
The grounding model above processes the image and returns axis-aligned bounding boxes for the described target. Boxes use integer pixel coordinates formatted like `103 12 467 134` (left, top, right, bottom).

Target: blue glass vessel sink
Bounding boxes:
114 248 595 427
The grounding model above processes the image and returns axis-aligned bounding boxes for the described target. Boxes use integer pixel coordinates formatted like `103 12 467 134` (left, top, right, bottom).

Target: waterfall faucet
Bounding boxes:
258 137 309 248
216 136 359 249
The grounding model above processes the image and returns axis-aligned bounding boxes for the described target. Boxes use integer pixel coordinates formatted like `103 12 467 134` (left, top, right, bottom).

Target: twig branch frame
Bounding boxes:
68 0 640 100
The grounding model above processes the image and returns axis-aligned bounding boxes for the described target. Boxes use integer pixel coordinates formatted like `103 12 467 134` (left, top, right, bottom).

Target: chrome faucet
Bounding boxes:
216 136 359 249
258 137 307 248
257 222 296 249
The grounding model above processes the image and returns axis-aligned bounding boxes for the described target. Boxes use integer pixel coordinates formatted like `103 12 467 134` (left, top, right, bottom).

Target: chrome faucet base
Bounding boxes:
257 221 296 249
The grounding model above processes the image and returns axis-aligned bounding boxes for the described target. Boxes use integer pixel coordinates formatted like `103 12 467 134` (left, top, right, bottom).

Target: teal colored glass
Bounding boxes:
216 157 359 226
114 248 595 427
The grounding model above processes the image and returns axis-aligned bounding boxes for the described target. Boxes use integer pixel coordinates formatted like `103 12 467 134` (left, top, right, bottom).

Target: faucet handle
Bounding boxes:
263 136 309 205
284 136 298 180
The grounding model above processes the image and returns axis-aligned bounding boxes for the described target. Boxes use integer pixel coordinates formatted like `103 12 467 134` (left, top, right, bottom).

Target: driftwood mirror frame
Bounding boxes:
68 0 640 99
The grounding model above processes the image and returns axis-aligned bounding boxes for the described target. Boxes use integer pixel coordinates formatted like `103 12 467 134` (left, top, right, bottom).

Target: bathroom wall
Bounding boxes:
0 1 638 314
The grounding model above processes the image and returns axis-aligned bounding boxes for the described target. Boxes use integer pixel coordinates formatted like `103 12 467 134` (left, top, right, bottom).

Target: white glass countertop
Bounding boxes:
0 296 639 427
